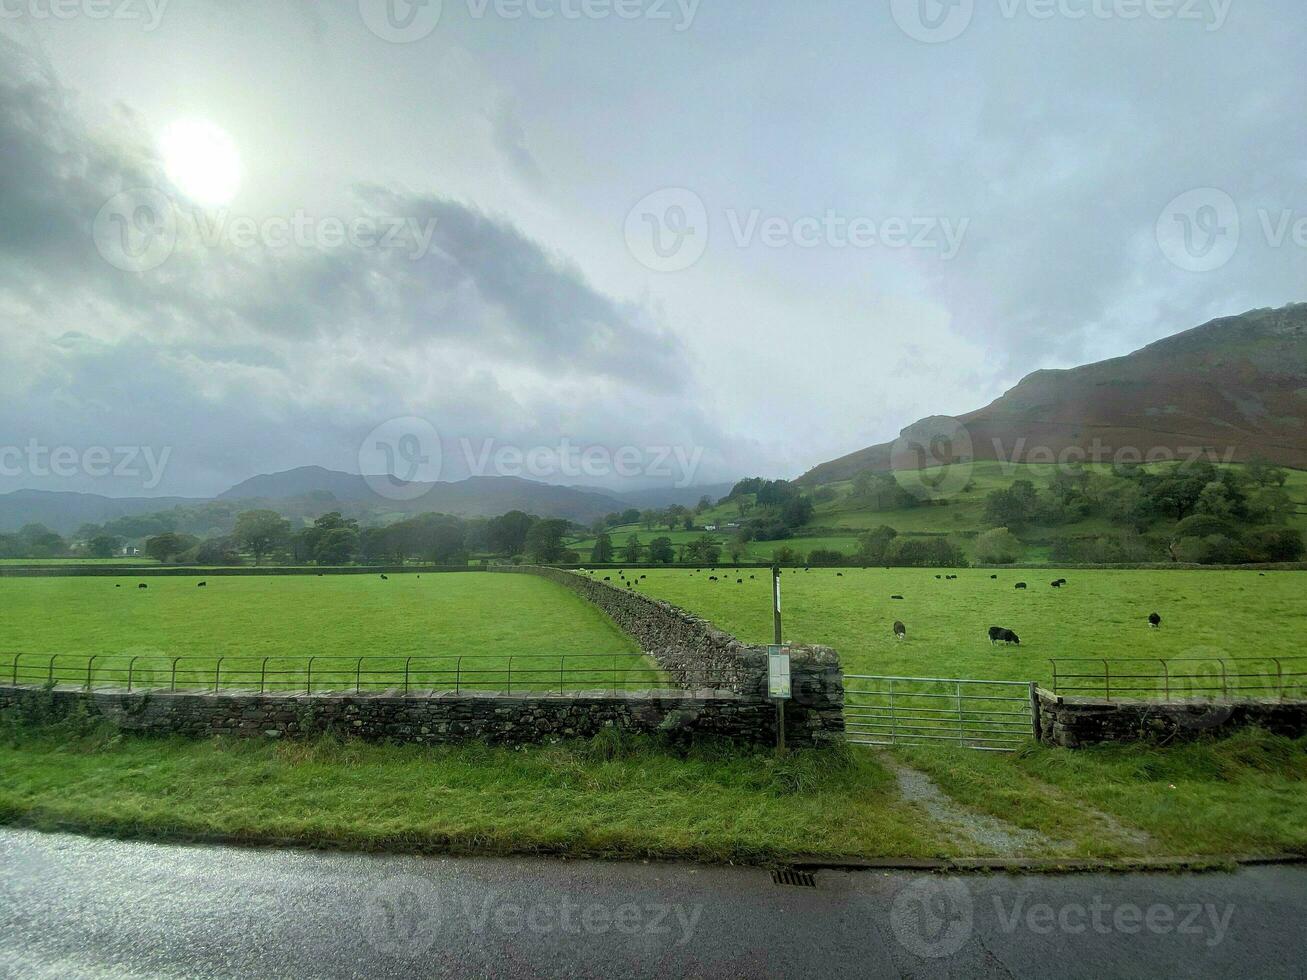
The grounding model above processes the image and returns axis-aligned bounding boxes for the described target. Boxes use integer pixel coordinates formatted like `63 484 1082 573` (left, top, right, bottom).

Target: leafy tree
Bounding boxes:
194 537 242 565
523 519 570 563
233 510 291 565
486 511 536 556
314 527 359 565
620 508 641 525
647 537 675 563
696 495 713 513
621 534 643 563
86 535 123 558
145 532 197 563
883 536 966 567
590 532 614 563
663 505 687 530
855 525 898 564
983 480 1039 530
974 527 1022 564
807 548 845 566
683 534 720 563
1244 527 1304 562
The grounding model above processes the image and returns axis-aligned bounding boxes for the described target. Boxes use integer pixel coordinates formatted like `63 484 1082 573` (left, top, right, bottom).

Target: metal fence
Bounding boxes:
844 674 1036 752
1048 657 1307 702
2 652 704 696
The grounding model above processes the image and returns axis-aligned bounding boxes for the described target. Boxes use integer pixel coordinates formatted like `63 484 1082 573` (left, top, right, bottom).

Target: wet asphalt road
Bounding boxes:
1 828 1304 979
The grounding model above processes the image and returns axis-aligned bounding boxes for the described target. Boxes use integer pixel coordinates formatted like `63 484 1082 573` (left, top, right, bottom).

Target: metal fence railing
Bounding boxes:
844 674 1036 752
1047 657 1307 702
1 652 707 696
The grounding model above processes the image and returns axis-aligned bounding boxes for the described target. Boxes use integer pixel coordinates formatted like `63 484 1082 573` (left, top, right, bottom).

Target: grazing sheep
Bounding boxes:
197 581 207 588
115 584 121 588
935 574 942 580
1051 580 1062 588
891 594 904 600
990 574 998 580
893 620 906 641
988 626 1020 645
380 574 389 580
138 583 148 590
836 572 844 577
1015 582 1027 590
603 576 611 582
1149 612 1162 629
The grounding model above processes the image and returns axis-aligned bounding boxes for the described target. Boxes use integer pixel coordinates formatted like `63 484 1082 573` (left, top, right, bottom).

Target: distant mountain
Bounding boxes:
219 467 626 522
0 489 199 535
606 483 736 511
219 466 374 502
800 304 1307 485
0 470 633 535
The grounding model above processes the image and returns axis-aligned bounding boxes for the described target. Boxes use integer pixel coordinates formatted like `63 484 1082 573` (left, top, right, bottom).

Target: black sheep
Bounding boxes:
988 626 1020 645
1051 580 1062 588
890 594 904 600
990 574 998 579
197 581 207 588
893 621 906 641
1149 612 1162 629
1015 582 1027 590
138 583 148 589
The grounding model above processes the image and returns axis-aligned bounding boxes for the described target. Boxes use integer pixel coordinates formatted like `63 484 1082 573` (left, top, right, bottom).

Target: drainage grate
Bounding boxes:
771 869 817 888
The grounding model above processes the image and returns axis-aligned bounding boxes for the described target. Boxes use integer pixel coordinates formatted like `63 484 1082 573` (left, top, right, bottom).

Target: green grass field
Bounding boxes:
0 573 644 693
607 566 1307 689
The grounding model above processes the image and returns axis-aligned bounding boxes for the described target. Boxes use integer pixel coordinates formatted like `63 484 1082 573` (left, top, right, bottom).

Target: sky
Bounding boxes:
0 0 1304 498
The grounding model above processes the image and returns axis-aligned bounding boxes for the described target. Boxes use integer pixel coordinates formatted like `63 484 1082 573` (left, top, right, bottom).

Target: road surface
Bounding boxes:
1 828 1304 978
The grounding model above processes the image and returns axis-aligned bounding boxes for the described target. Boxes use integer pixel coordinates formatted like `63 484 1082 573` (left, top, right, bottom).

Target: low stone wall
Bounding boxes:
1036 689 1307 747
0 685 779 745
492 565 844 744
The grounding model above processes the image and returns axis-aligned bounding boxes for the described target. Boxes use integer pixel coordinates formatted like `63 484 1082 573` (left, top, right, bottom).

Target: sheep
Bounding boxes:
138 583 148 590
1149 612 1162 629
935 574 942 580
988 626 1020 645
893 620 906 641
1015 582 1027 590
115 584 121 588
990 574 998 579
891 594 905 600
197 581 207 588
1051 580 1062 588
380 574 389 581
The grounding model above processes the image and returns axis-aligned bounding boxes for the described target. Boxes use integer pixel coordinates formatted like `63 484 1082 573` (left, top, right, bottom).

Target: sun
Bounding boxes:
159 119 242 207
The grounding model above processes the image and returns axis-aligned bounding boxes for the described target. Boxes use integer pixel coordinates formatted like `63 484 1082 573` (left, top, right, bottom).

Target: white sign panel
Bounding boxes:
768 647 791 700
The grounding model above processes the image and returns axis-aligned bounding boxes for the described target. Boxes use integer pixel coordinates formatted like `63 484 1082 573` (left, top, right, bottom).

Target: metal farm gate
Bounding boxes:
844 674 1038 752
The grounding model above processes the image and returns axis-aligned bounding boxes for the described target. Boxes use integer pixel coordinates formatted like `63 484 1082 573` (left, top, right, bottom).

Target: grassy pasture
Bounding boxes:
0 573 644 693
611 566 1307 690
